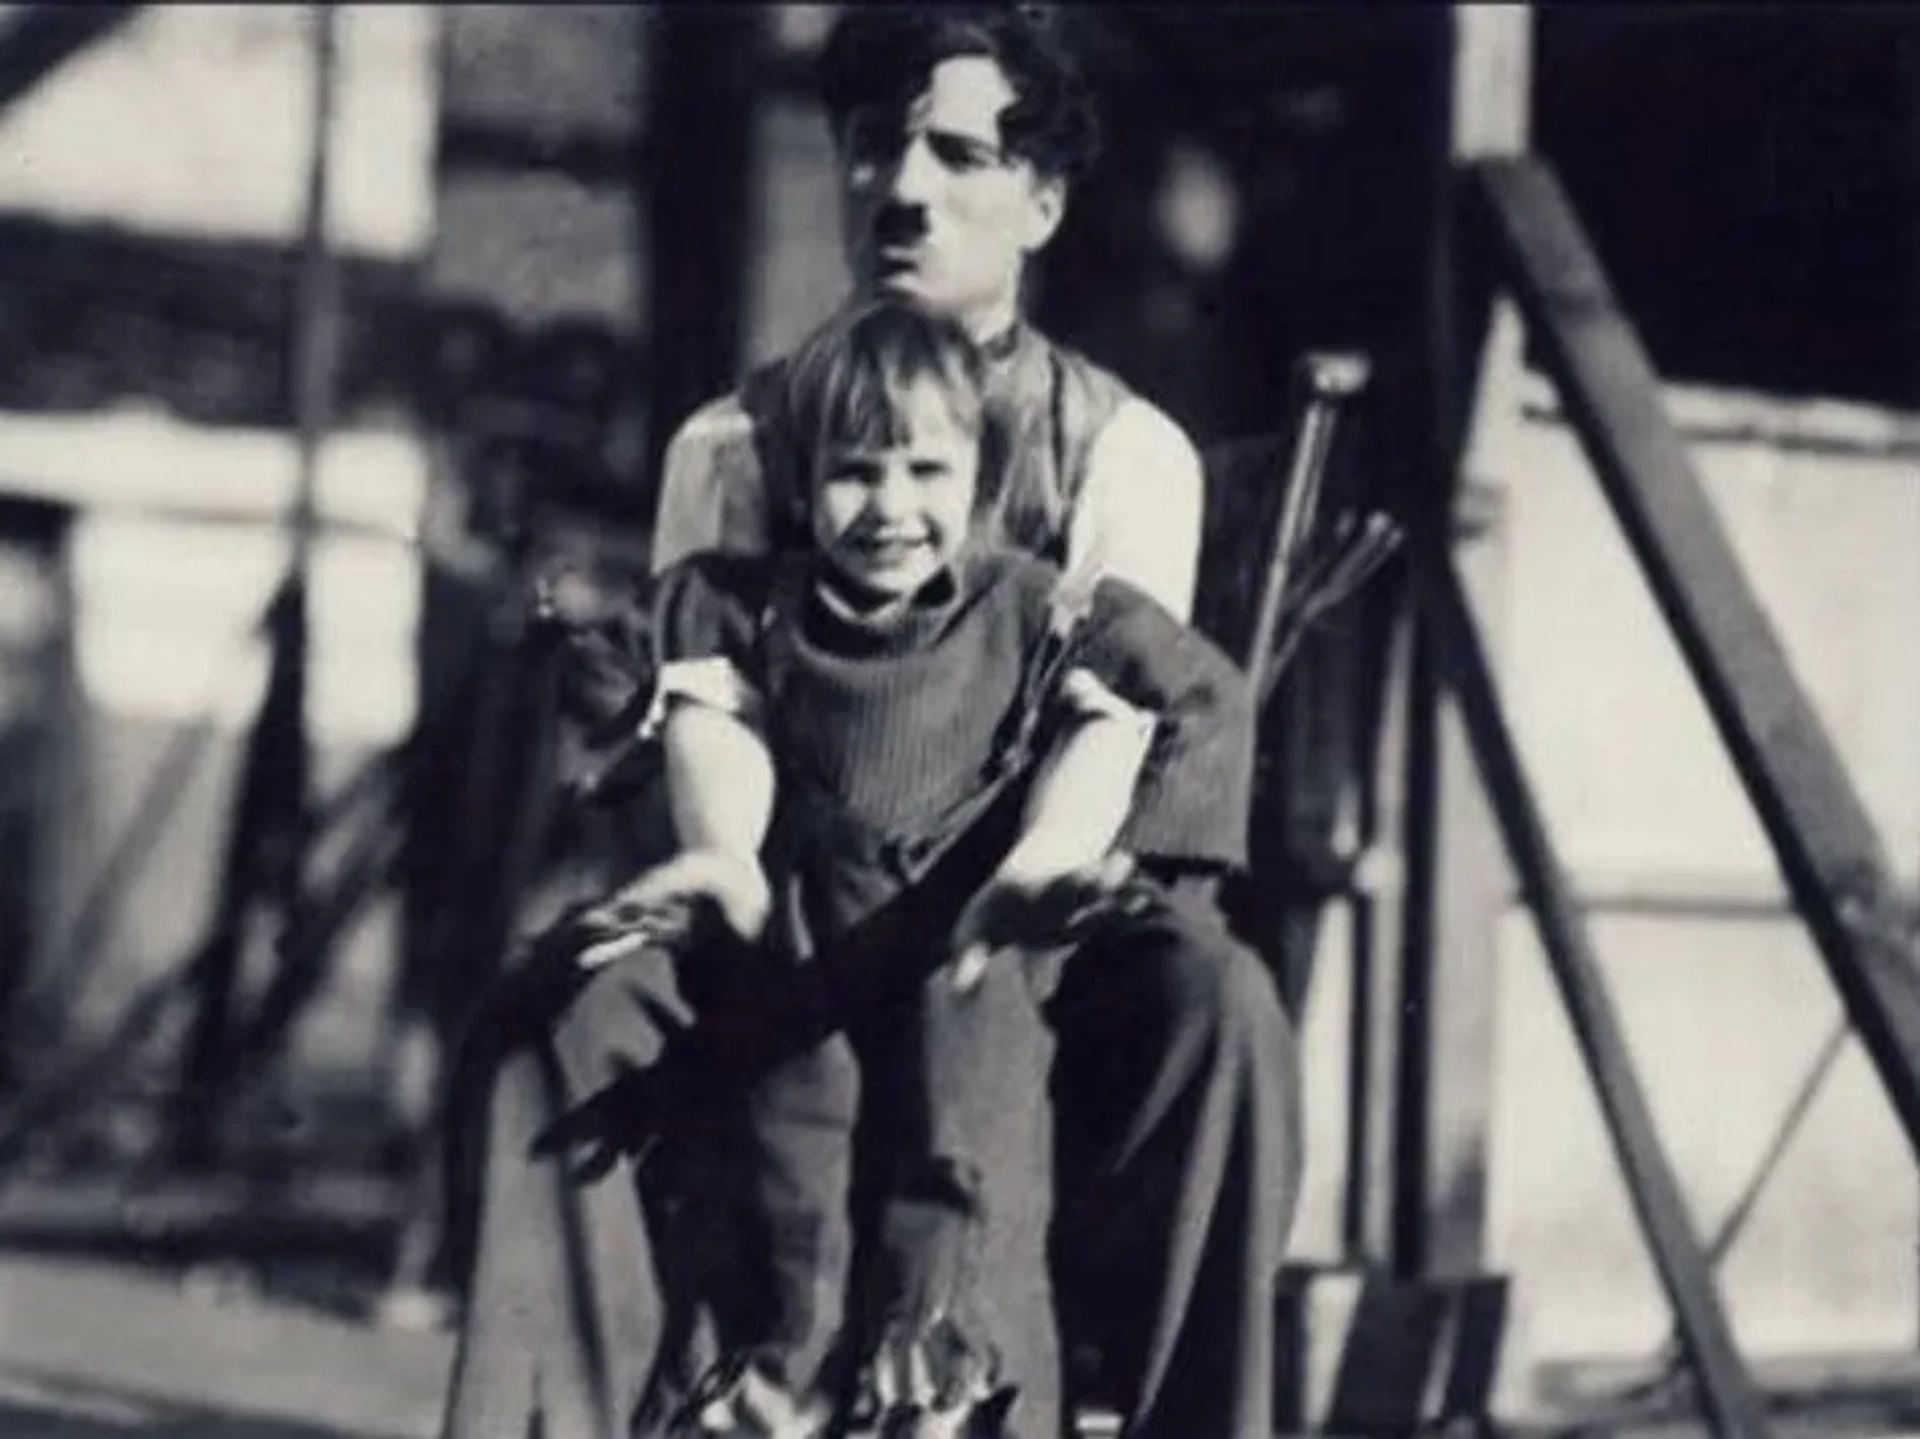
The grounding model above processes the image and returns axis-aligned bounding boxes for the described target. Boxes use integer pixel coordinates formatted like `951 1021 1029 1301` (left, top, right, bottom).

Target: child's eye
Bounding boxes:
909 460 951 481
826 457 881 485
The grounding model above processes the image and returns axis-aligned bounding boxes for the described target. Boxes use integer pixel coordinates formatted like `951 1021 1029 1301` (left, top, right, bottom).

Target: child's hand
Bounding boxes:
950 853 1137 992
574 850 773 969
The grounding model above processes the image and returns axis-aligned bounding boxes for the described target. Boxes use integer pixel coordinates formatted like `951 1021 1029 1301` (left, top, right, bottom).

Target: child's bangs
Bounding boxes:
817 359 921 449
793 304 985 454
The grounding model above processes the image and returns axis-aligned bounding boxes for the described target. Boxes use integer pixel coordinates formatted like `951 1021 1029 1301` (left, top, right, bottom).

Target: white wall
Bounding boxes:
1275 364 1920 1377
1476 376 1920 1366
0 5 437 255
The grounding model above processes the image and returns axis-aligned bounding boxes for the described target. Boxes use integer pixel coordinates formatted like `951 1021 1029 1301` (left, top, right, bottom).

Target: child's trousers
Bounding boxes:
439 880 1301 1439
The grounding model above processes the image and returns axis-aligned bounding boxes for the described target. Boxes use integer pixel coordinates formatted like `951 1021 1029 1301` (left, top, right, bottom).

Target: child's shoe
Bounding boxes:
841 1178 1018 1439
838 1316 1017 1438
670 1352 834 1439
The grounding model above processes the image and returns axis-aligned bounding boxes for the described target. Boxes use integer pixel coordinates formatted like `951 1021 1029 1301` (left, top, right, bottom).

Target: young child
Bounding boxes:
576 299 1256 1439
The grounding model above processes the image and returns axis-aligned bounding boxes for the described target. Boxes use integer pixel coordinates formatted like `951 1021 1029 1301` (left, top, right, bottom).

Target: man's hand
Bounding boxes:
573 850 772 970
950 852 1138 992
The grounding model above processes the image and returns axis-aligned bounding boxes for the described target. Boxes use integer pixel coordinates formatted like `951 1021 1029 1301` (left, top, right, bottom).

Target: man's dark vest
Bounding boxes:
738 324 1134 565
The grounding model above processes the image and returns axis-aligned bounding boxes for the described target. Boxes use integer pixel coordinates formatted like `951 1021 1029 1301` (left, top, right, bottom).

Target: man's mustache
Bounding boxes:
869 203 928 247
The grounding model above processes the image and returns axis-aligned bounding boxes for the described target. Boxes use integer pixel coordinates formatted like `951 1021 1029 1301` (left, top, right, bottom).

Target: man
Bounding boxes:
652 6 1201 622
443 10 1301 1439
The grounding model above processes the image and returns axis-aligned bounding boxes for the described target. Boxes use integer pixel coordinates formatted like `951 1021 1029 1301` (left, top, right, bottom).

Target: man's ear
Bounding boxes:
1022 174 1068 254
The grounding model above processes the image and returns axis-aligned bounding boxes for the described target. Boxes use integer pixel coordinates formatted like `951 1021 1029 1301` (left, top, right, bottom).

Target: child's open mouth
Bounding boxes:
851 535 929 563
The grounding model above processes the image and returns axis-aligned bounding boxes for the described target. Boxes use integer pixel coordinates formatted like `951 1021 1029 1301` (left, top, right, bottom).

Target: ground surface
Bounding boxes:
0 1251 450 1439
3 1175 1920 1439
0 1167 450 1439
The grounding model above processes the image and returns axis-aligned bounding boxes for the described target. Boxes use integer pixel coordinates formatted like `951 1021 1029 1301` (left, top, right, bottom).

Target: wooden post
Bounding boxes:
405 3 651 1013
1410 1 1534 1280
1355 1 1531 1279
0 496 78 1073
1274 14 1531 1429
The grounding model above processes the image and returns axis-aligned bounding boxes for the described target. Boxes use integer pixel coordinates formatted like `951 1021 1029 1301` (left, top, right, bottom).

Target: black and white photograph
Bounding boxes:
0 6 1916 1438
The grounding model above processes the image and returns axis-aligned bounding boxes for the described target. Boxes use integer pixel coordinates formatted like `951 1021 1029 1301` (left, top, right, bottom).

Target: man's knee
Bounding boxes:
1140 893 1296 1073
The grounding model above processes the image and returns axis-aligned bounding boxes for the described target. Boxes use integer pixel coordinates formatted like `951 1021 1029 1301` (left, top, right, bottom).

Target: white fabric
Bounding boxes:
1058 666 1161 739
1063 397 1204 623
1056 666 1162 812
639 655 765 738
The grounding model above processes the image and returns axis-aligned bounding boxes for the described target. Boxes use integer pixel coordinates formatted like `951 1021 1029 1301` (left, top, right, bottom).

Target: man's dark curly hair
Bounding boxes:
817 5 1102 184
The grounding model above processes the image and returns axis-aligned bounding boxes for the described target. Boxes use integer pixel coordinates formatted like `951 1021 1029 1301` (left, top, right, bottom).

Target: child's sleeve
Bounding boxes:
642 552 773 738
1065 577 1259 873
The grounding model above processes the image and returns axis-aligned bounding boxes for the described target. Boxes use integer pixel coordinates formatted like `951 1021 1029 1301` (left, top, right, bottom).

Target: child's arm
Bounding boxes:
575 556 778 964
951 571 1260 988
658 696 776 934
951 679 1157 988
662 698 774 862
575 699 774 967
650 554 778 905
998 676 1156 885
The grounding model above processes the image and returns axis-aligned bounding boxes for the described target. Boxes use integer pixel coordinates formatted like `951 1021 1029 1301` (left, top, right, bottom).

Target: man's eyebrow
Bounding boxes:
923 124 1005 156
926 123 998 144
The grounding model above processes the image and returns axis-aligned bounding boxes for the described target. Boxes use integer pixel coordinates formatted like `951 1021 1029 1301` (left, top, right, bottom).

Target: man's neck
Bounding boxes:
976 318 1026 365
966 306 1022 353
948 290 1024 355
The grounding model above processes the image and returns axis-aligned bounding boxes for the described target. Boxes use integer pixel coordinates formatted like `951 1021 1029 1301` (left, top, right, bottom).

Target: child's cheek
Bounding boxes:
813 483 860 546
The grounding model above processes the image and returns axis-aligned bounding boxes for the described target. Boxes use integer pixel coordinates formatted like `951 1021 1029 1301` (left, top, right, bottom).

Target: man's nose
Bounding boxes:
883 133 941 206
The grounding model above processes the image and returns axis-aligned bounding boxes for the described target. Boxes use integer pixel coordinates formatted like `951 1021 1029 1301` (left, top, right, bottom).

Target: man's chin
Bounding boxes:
861 267 943 308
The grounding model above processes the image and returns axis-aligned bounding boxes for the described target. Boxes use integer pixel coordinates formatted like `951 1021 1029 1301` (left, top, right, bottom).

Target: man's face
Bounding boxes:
837 55 1066 340
810 379 981 601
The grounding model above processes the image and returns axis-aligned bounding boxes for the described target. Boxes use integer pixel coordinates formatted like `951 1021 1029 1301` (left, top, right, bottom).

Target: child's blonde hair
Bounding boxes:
781 300 1005 510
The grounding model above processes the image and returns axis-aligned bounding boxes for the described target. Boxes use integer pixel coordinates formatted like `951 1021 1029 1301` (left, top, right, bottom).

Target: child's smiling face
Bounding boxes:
811 376 980 601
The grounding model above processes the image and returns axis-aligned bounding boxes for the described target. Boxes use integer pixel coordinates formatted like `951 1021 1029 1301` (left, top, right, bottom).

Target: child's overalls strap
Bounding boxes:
755 552 812 724
987 566 1099 782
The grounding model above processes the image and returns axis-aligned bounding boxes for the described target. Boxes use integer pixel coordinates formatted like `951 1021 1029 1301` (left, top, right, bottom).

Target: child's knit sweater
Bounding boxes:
649 545 1255 954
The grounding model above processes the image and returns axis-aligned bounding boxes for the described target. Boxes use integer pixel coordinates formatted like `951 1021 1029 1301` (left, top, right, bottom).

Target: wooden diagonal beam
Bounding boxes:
0 5 140 118
1429 564 1772 1439
1470 155 1920 1161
